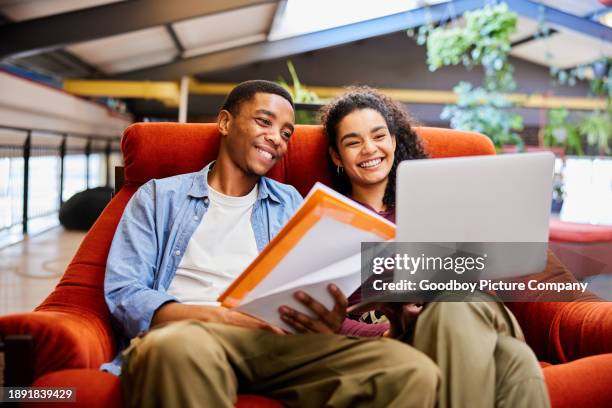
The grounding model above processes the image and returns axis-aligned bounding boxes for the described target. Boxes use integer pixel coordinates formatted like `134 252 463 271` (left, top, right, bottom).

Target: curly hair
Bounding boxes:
320 86 428 210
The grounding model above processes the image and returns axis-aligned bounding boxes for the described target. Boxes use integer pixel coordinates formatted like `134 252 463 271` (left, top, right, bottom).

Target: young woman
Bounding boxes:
320 86 550 408
323 86 427 221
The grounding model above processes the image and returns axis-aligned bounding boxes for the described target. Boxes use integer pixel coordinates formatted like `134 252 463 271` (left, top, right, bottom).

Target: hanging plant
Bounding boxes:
441 82 523 147
592 58 610 79
426 26 472 71
419 2 523 147
549 58 611 94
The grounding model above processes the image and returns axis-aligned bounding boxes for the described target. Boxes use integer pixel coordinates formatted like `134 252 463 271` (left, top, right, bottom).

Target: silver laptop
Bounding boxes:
395 152 555 278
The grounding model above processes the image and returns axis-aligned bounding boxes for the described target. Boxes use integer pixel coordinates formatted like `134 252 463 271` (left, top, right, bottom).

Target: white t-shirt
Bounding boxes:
166 182 259 306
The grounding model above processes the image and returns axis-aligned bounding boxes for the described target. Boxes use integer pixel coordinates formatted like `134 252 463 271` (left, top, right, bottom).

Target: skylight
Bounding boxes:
268 0 450 41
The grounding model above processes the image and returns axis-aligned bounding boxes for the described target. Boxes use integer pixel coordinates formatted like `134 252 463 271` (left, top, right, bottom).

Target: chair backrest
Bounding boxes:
36 123 495 355
122 122 495 196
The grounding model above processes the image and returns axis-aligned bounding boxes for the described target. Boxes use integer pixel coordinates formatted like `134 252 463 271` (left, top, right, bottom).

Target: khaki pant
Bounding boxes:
121 320 439 408
412 300 550 408
122 302 549 408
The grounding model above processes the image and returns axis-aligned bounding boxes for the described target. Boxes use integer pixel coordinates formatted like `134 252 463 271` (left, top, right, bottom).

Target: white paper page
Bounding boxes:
255 252 362 299
235 262 362 332
242 216 383 303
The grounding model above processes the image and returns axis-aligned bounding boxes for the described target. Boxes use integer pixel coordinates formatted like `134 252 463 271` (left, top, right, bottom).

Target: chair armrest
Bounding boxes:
551 301 612 361
508 301 612 363
506 249 611 363
0 310 116 380
543 354 612 408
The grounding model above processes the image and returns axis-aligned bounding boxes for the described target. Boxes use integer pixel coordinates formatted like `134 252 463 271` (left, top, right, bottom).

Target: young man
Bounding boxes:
103 80 439 408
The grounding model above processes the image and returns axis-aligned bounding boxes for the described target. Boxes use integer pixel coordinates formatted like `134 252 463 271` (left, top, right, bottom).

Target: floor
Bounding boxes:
0 227 85 315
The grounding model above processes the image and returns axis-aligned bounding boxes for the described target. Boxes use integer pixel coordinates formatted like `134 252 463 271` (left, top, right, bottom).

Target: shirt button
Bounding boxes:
204 197 210 205
193 216 198 221
174 250 181 256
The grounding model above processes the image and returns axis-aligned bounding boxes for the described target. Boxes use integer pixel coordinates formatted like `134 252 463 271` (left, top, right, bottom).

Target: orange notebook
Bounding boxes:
218 183 395 329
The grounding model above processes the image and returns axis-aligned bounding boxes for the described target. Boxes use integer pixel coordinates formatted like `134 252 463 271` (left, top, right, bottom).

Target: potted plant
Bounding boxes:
542 108 584 156
277 61 322 124
579 110 612 155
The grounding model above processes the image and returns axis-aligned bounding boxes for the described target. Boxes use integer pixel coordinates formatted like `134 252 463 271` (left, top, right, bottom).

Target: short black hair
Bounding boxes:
221 80 294 115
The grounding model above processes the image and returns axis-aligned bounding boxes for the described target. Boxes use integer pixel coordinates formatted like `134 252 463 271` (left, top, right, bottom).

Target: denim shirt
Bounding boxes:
101 163 303 375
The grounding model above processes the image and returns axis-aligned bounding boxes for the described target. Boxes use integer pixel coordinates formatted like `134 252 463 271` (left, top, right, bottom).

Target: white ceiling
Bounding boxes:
62 2 280 74
511 28 612 69
172 2 276 58
66 26 178 74
0 0 125 22
510 16 540 42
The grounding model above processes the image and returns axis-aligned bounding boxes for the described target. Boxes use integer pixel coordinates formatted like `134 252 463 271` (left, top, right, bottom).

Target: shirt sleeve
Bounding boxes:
104 181 177 339
339 318 389 337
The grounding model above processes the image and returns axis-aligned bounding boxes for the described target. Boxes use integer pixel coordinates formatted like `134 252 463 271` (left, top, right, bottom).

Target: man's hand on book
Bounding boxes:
348 302 423 339
278 284 348 334
219 308 286 335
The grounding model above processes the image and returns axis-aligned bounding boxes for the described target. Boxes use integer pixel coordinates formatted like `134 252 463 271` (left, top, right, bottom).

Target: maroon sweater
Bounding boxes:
338 202 393 337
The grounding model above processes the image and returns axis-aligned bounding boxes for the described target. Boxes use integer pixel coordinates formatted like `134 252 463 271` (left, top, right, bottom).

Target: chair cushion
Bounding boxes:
542 353 612 408
27 356 612 408
122 123 222 187
29 369 283 408
416 126 495 158
507 301 612 363
121 123 496 197
549 218 612 243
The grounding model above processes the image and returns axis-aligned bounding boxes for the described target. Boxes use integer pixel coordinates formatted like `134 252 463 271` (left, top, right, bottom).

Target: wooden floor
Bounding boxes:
0 227 86 315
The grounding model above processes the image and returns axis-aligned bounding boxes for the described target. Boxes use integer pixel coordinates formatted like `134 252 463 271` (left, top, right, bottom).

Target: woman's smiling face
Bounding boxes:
331 108 396 190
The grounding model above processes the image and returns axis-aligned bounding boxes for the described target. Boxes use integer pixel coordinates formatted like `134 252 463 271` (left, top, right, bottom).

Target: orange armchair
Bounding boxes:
1 123 611 408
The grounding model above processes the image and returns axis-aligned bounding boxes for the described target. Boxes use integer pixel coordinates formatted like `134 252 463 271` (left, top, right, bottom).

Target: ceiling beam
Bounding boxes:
165 24 185 56
506 0 612 42
0 0 278 60
193 83 607 110
63 79 607 110
511 29 558 47
114 0 485 80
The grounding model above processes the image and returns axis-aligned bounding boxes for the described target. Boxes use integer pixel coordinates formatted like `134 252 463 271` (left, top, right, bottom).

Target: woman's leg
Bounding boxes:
411 300 549 408
494 335 549 408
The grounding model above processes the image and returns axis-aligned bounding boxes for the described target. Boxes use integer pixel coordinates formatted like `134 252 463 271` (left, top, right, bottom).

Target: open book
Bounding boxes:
217 183 395 332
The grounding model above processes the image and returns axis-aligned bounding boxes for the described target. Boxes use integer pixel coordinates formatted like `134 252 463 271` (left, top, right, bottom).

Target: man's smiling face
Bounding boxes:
220 92 295 176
